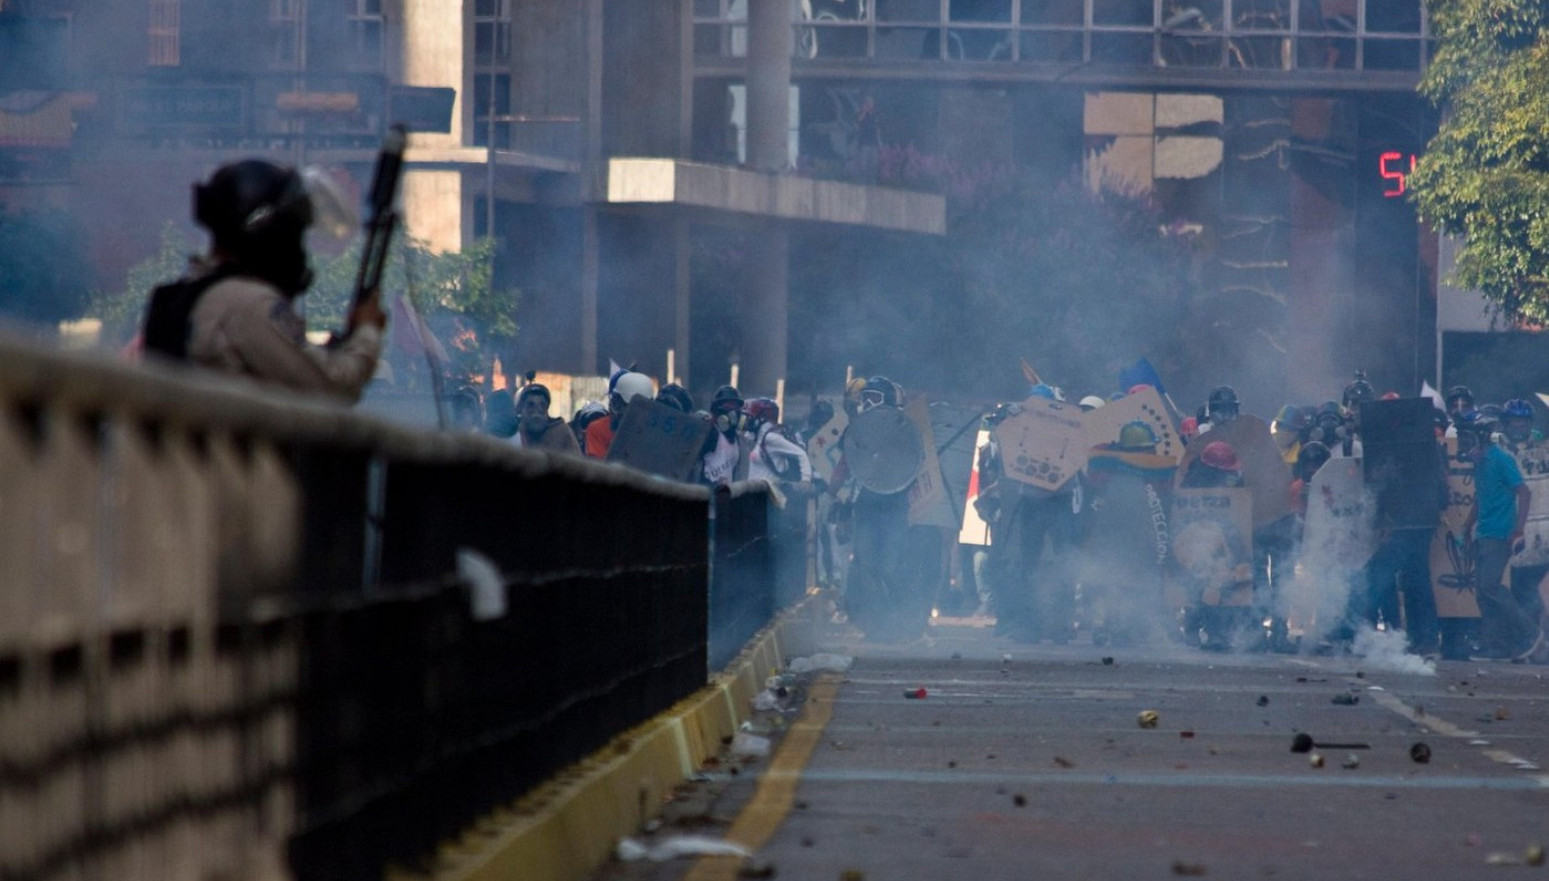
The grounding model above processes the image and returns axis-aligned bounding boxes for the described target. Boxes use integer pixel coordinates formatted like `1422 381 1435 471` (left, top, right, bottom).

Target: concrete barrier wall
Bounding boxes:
0 335 784 881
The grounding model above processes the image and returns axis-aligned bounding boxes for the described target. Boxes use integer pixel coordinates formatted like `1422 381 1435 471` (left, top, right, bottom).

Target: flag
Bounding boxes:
1421 381 1445 411
1119 356 1166 396
391 294 449 369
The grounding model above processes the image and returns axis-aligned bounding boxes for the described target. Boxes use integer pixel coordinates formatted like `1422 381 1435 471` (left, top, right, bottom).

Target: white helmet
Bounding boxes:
1079 395 1106 411
613 371 655 404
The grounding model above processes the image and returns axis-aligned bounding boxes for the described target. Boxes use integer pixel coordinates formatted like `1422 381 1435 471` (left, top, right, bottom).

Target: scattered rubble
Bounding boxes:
1137 710 1160 729
1410 743 1432 764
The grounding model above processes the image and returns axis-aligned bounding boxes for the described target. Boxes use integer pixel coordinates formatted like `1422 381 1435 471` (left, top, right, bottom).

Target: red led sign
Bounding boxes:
1380 151 1418 198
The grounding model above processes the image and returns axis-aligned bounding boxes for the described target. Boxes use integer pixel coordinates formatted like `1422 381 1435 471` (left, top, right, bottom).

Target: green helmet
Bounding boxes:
1118 420 1159 451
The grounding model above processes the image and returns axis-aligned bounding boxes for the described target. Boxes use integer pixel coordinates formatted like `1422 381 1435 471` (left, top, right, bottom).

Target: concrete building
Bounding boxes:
0 0 1440 405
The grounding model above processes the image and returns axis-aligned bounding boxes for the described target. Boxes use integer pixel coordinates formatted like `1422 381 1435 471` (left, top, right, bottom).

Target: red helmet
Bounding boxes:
743 397 780 427
1200 441 1241 472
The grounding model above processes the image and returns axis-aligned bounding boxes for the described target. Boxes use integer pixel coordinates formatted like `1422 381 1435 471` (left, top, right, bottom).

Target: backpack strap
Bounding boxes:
141 266 240 360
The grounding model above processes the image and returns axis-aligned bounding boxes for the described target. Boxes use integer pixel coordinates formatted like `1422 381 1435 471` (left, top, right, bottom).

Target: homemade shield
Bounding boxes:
1167 487 1254 607
606 398 713 482
1083 386 1183 464
1431 438 1481 619
1360 398 1444 530
958 429 993 546
843 407 925 495
991 397 1087 491
930 401 986 525
1178 415 1292 530
1511 445 1549 569
806 406 848 484
904 396 958 528
1292 458 1374 636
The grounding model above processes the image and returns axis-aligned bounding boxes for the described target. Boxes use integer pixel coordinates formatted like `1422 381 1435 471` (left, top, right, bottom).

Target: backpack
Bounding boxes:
141 267 238 360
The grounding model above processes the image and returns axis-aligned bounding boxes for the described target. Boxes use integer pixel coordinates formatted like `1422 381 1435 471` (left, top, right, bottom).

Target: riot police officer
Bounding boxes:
142 159 385 402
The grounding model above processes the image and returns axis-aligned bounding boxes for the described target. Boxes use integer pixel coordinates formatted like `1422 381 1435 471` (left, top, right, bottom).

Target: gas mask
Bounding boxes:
713 408 743 434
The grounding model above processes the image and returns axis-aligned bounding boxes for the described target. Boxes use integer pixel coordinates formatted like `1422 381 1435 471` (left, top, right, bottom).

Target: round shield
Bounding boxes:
845 407 925 494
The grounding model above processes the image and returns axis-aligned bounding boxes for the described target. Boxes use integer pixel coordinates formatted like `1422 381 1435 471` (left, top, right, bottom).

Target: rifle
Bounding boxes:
349 124 408 330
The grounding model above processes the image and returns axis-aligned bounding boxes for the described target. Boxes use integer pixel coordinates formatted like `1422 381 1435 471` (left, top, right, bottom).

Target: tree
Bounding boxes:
1410 0 1549 324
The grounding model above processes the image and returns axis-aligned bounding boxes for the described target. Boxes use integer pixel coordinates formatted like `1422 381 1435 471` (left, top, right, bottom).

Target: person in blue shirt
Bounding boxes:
1460 412 1543 661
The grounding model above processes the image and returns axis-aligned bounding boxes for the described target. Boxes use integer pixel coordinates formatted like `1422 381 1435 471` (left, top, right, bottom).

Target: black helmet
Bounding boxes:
1207 385 1239 420
1445 385 1474 410
1297 440 1332 479
194 159 315 293
1342 371 1376 409
656 383 694 413
860 375 899 411
711 385 743 411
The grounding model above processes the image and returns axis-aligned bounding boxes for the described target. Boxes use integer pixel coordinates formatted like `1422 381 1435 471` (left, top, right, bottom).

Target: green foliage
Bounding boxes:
0 208 93 330
1412 0 1549 323
90 229 518 381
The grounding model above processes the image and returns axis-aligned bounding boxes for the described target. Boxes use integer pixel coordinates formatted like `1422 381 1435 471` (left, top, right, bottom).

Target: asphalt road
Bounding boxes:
595 617 1549 881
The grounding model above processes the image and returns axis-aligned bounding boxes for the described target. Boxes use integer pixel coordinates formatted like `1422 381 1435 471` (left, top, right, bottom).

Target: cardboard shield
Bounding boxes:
1082 386 1184 464
1360 398 1444 530
1166 487 1254 607
606 398 713 482
806 407 848 484
1292 458 1374 637
1431 438 1481 619
1179 415 1293 530
959 429 993 546
844 407 925 495
905 396 958 528
991 398 1087 491
1511 445 1549 568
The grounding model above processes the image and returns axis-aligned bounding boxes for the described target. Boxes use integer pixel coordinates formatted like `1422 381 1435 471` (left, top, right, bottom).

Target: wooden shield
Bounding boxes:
1292 458 1374 636
1178 415 1293 530
1166 487 1254 607
806 406 848 484
1082 386 1183 463
1361 398 1444 530
930 402 987 524
606 398 713 482
1431 438 1481 619
844 407 925 495
905 396 958 528
991 397 1087 491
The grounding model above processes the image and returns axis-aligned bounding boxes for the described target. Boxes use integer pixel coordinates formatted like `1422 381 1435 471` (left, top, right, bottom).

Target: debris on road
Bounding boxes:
1256 695 1269 707
1180 730 1196 739
1495 706 1511 721
1309 753 1325 768
1341 754 1361 769
904 688 928 699
1013 793 1027 807
1291 733 1314 753
1170 859 1208 876
1410 742 1432 764
616 835 752 862
1527 844 1546 866
1332 694 1360 705
1102 656 1115 665
731 733 771 759
1053 756 1075 768
1138 710 1160 729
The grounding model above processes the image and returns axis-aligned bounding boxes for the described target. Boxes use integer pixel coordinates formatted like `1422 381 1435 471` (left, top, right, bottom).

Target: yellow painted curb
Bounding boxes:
401 601 822 881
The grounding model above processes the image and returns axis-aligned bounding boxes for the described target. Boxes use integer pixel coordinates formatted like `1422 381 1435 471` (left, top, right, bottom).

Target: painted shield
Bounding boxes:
844 407 925 495
606 398 714 483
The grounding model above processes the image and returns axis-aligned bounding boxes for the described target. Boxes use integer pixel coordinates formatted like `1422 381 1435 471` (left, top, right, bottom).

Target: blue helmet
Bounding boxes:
1504 398 1534 421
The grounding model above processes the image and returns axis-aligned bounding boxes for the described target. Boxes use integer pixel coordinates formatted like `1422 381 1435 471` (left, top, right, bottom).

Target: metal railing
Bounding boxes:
692 0 1429 74
0 334 793 881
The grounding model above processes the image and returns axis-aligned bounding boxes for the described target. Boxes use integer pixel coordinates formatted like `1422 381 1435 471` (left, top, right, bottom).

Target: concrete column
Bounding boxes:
742 0 792 392
741 230 788 397
746 0 792 172
581 207 599 374
674 217 691 385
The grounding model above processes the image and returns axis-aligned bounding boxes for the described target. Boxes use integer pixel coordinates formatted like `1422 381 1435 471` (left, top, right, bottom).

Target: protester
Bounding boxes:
702 385 750 486
744 398 813 487
1459 411 1544 661
512 383 581 455
586 371 652 458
